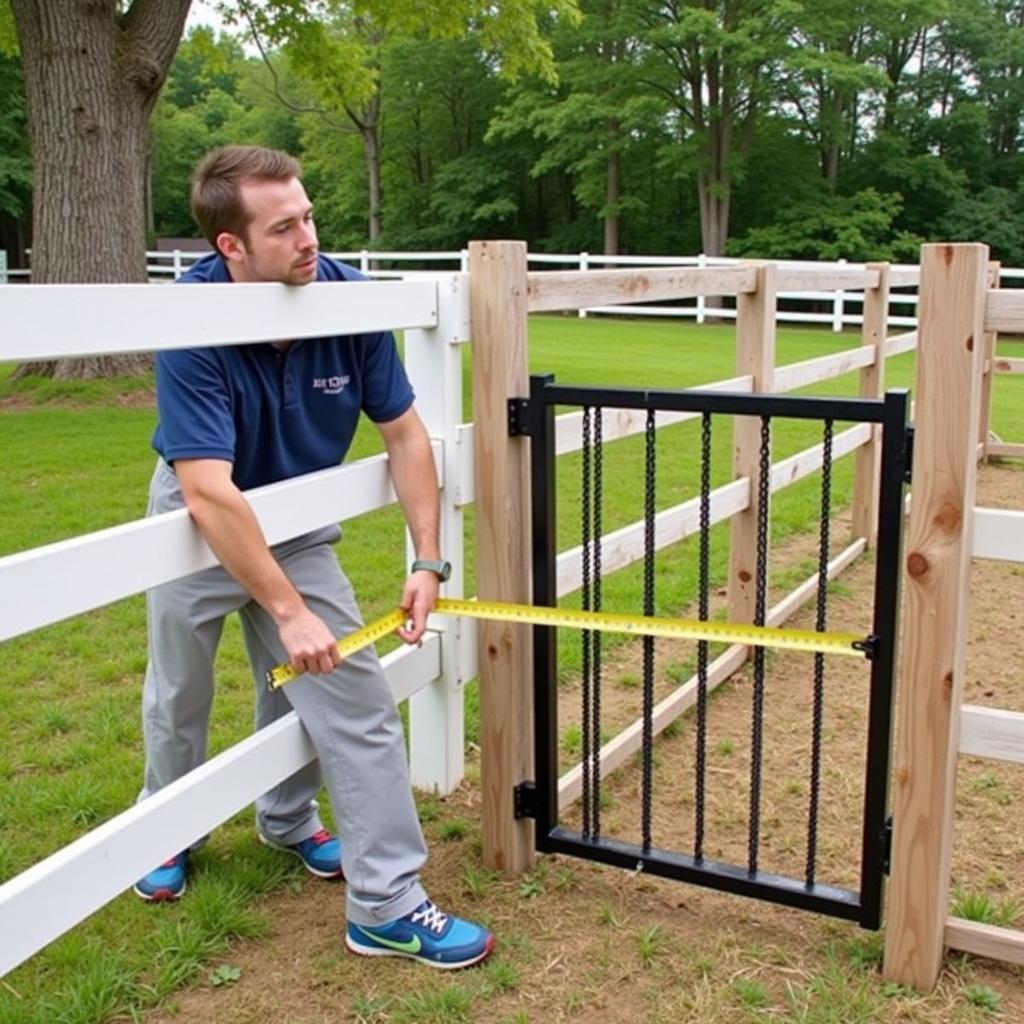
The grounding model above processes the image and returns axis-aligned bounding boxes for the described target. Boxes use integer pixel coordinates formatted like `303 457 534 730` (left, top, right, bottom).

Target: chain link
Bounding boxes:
806 418 833 884
747 415 771 874
695 411 712 860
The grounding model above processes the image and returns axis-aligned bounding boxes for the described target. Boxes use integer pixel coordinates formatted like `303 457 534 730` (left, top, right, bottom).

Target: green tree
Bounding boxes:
637 0 793 257
230 0 579 242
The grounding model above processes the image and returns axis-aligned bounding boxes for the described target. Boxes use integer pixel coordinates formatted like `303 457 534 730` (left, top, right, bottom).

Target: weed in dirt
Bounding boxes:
438 819 471 842
732 977 770 1009
461 864 500 900
416 795 443 823
662 718 683 739
350 992 392 1023
666 659 695 684
596 901 627 927
518 877 543 900
187 875 267 945
783 952 876 1021
497 1012 529 1024
208 963 241 987
845 932 885 971
552 866 579 892
964 984 1002 1014
561 724 582 758
715 738 736 757
390 985 473 1024
637 924 666 967
618 672 641 689
477 960 520 995
152 919 222 996
951 885 1023 927
35 948 139 1024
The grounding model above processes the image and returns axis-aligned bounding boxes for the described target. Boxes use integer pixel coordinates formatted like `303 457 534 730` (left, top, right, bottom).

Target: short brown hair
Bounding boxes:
191 145 303 249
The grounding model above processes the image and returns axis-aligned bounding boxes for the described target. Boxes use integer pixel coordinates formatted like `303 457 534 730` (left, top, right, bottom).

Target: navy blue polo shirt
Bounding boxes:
151 254 414 491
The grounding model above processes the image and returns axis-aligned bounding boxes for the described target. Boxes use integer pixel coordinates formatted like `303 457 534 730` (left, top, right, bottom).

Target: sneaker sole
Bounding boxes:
257 832 344 880
344 931 495 970
132 878 186 902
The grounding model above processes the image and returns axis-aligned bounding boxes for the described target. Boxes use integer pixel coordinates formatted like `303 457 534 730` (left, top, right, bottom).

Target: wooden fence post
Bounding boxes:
977 262 1000 460
851 262 890 545
883 243 989 991
468 240 536 876
728 263 777 633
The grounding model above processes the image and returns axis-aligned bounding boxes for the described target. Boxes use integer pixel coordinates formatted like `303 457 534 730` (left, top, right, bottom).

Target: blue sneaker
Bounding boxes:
259 828 344 879
345 900 495 970
133 851 187 902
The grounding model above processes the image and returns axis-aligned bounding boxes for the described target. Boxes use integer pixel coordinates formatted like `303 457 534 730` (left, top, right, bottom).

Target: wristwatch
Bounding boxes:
411 558 452 582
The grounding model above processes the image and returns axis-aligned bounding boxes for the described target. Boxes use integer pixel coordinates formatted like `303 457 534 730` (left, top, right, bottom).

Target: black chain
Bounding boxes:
806 419 833 884
695 412 712 861
592 406 604 838
747 415 771 875
642 409 656 851
580 407 593 839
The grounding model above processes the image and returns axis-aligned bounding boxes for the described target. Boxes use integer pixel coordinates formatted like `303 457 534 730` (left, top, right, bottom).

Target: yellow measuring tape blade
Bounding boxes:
267 598 869 689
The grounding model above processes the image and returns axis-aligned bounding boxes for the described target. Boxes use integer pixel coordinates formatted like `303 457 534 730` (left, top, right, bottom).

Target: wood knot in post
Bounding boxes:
933 501 962 535
906 552 929 578
487 644 499 660
738 570 752 583
941 246 954 266
965 334 974 352
944 672 954 699
895 765 910 785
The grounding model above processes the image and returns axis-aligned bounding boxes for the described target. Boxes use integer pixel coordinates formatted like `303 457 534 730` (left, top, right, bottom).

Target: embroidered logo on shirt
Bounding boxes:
312 374 351 395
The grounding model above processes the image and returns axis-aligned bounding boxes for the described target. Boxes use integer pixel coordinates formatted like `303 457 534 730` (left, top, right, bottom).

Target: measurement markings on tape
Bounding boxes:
267 598 871 689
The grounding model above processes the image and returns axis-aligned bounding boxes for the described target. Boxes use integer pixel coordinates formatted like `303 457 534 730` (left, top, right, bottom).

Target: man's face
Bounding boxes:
218 176 319 286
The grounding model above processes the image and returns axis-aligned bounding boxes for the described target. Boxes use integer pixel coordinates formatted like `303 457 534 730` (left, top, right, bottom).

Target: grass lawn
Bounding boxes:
0 316 1021 1023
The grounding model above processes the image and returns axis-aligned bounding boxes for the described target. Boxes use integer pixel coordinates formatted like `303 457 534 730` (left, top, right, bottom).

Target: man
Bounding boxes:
134 145 494 970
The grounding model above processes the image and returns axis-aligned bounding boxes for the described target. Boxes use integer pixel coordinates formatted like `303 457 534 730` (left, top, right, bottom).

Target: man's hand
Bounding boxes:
278 606 342 675
398 570 440 644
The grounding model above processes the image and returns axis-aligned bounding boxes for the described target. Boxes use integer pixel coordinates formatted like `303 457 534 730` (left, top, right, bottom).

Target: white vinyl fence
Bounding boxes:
0 273 474 977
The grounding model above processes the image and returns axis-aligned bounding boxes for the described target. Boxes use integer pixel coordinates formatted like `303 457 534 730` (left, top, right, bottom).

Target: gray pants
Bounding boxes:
140 459 428 925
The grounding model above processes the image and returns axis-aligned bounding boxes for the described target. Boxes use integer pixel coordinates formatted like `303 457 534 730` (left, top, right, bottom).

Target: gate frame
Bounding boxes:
521 377 910 929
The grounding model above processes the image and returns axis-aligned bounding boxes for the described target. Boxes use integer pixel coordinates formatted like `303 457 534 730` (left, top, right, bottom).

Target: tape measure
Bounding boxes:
266 598 871 689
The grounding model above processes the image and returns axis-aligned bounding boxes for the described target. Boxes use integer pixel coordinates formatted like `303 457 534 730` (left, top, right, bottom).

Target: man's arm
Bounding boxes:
376 407 442 644
174 458 341 675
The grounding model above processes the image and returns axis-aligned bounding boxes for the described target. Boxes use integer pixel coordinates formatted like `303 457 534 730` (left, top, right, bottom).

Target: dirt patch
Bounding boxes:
142 462 1024 1024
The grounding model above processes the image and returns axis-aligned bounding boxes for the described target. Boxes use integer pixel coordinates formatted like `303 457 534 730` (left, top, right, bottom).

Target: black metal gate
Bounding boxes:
513 376 910 929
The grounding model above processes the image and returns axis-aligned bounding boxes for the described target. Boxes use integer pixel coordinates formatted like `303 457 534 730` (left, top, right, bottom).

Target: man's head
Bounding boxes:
191 145 319 285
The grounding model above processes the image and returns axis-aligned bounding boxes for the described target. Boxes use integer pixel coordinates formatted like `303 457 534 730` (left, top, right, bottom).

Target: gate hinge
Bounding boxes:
514 782 537 819
881 815 893 875
508 397 532 437
903 426 915 484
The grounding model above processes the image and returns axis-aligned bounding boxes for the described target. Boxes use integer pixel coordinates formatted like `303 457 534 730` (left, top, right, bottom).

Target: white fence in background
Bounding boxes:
5 246 1023 332
0 274 473 977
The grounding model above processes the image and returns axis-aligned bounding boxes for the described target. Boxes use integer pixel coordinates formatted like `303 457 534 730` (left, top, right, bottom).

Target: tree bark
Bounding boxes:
603 137 619 261
11 0 191 380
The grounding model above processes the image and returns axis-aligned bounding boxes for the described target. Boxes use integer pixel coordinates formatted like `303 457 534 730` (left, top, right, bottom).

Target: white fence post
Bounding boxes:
833 258 847 332
360 249 370 274
697 252 707 324
402 274 470 793
578 251 589 318
172 249 183 280
459 248 469 272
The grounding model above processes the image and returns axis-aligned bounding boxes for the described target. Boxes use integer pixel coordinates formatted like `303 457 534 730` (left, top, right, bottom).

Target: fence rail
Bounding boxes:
4 246 1024 333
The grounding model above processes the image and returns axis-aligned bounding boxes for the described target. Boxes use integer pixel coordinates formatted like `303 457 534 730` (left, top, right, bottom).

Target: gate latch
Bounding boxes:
903 426 915 484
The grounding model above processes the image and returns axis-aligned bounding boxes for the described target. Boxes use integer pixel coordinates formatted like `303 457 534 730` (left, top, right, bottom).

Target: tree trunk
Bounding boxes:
11 0 191 380
359 93 383 243
603 140 619 262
